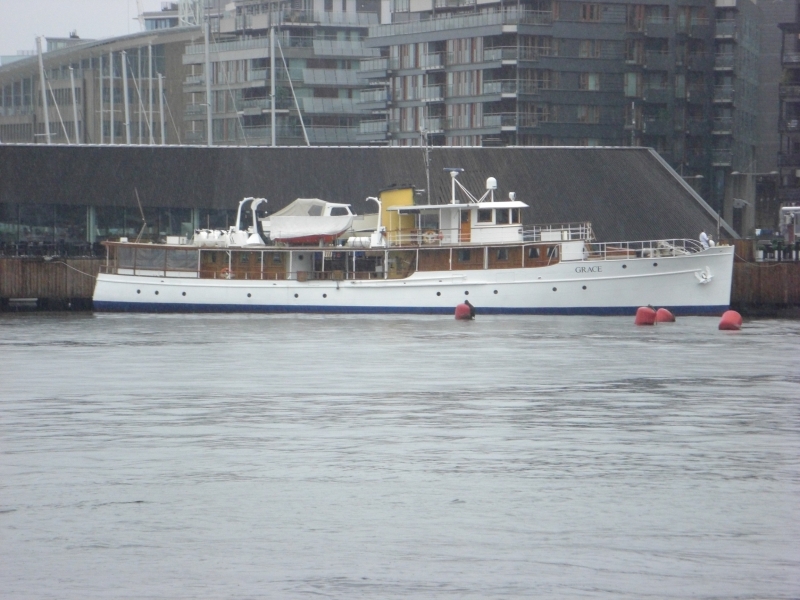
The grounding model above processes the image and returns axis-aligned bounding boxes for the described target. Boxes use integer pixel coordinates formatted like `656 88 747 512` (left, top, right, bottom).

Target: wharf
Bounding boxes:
1 255 799 316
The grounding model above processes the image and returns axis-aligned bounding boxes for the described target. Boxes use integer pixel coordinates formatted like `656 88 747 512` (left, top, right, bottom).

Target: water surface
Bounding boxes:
1 314 798 598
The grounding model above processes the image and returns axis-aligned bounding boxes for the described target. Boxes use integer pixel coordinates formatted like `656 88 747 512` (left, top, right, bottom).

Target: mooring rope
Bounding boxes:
49 261 98 278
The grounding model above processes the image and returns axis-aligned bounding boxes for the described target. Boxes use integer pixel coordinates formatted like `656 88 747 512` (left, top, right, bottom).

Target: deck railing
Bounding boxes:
523 222 594 242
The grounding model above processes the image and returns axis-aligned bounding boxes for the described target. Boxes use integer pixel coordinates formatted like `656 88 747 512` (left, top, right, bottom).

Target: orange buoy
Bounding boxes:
635 306 657 325
719 310 743 331
455 300 475 320
655 308 675 322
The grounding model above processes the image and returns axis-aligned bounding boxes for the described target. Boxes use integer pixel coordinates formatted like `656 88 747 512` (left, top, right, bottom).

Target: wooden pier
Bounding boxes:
1 255 799 315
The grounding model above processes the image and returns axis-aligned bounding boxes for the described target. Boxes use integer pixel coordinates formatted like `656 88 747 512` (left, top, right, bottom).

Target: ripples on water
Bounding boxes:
0 313 798 599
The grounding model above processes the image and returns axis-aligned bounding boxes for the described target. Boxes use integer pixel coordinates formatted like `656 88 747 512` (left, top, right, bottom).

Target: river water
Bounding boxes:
0 313 798 599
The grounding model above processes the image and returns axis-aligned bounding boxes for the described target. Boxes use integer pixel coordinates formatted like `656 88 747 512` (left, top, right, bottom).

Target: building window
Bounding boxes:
325 0 333 11
577 105 600 123
579 40 602 59
477 209 493 223
581 4 601 22
580 73 600 91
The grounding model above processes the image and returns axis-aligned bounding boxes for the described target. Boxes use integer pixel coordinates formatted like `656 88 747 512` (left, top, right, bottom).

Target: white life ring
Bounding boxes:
422 230 442 245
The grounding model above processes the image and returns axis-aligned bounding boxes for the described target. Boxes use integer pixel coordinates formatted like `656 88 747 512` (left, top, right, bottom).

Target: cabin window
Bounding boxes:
461 211 469 223
511 209 521 224
272 253 283 264
547 246 559 258
240 254 249 263
528 247 540 259
477 209 493 223
330 207 349 216
496 209 510 225
457 249 471 262
496 248 509 261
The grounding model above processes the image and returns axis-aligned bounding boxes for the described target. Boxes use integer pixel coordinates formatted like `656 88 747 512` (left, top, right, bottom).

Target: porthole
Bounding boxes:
653 262 658 267
155 291 159 295
294 293 299 298
182 292 186 297
552 287 557 292
436 292 441 296
247 293 251 298
582 285 587 290
323 294 327 298
493 290 498 294
464 291 469 296
622 264 627 269
136 289 141 294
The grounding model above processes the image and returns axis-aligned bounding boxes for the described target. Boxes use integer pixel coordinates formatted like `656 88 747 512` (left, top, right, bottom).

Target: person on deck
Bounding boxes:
699 230 710 249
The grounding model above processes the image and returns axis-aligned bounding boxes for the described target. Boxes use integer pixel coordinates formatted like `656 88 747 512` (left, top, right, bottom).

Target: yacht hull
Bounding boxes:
93 246 733 316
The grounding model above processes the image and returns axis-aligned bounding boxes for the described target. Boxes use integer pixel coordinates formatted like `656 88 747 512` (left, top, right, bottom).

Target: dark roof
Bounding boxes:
0 145 734 241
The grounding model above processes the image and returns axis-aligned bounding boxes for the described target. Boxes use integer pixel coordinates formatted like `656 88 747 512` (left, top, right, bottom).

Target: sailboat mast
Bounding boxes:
270 25 276 147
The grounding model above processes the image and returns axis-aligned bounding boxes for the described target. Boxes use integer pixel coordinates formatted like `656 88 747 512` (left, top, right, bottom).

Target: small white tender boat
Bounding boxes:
93 170 734 315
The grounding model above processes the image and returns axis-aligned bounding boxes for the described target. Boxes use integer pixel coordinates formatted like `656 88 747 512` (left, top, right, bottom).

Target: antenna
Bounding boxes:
134 188 147 243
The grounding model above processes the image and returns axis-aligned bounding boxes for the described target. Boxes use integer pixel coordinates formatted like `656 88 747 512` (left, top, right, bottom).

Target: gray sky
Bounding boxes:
0 0 165 56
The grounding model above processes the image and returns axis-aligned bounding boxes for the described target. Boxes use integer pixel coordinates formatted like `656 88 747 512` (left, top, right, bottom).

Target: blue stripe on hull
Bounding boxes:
93 301 730 317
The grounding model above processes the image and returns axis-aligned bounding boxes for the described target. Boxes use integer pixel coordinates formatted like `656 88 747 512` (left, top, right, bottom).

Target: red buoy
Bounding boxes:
635 306 657 325
455 301 475 320
719 310 743 331
655 308 676 322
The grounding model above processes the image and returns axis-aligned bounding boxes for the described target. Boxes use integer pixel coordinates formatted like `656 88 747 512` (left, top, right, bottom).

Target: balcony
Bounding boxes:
712 149 732 166
712 117 733 134
483 47 520 62
783 52 800 65
643 51 672 71
185 104 206 116
483 113 521 129
184 74 204 86
714 53 735 70
358 87 390 106
302 68 359 86
713 85 734 103
642 117 672 136
419 52 445 70
686 119 711 136
779 84 800 98
359 119 388 135
301 97 358 114
778 187 800 202
644 17 672 38
306 126 358 144
434 0 476 7
715 19 736 39
642 87 671 103
686 53 713 71
312 40 380 59
367 9 553 39
778 153 800 167
396 85 444 102
781 119 800 131
689 19 712 39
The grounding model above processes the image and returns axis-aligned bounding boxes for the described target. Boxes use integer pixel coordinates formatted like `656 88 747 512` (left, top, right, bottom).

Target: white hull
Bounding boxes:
93 246 733 315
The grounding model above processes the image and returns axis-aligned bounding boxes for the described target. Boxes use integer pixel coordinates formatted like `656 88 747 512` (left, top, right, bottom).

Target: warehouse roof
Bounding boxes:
0 145 734 240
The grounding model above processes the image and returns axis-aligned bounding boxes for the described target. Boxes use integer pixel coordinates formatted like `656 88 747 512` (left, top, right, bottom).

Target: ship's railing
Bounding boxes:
582 239 705 260
523 222 594 242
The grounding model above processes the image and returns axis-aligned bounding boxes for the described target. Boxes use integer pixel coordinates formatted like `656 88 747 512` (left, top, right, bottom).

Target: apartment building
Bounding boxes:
0 27 199 145
182 0 381 145
779 8 800 208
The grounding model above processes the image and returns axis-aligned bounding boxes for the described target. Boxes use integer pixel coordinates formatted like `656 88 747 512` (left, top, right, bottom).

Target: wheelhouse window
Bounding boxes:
477 209 493 223
511 209 521 224
495 209 510 225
